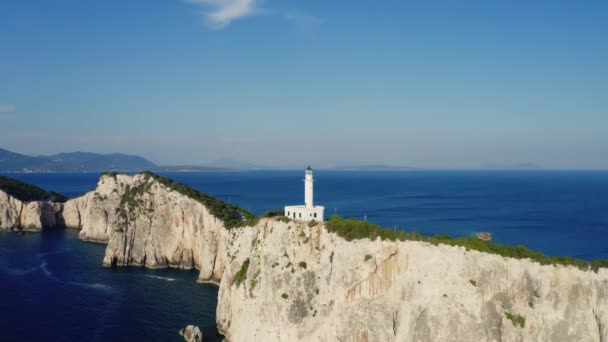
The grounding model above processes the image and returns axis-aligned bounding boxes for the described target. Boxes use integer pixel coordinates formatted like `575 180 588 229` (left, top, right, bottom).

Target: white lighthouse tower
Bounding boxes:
285 166 325 222
305 166 314 208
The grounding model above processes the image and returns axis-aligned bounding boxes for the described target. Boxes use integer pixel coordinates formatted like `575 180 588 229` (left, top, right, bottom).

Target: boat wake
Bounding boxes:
136 274 177 282
1 264 40 276
40 260 114 293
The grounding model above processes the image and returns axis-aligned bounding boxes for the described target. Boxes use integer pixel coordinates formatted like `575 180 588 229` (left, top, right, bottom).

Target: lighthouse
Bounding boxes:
285 166 325 222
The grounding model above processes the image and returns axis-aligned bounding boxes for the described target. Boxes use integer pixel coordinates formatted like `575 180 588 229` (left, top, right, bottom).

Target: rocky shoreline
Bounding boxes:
1 173 608 341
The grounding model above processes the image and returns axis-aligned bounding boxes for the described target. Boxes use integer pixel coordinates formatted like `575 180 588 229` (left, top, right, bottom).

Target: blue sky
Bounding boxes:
1 0 607 169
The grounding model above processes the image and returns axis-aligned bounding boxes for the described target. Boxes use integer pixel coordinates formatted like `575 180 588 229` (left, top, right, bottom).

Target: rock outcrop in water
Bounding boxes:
2 173 608 341
180 325 203 342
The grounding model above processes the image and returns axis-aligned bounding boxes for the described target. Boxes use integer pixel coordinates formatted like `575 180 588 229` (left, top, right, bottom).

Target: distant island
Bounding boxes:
327 164 419 171
0 148 231 173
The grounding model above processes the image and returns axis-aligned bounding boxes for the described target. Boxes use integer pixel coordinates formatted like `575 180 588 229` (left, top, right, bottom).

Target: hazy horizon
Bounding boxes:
1 1 607 169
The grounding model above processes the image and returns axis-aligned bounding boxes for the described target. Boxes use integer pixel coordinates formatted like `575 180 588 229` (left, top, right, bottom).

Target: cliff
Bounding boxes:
0 189 64 231
0 176 66 231
61 173 608 342
216 220 608 341
62 173 230 282
2 173 608 341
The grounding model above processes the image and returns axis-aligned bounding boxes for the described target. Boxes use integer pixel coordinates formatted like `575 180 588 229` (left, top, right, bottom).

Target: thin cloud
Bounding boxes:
0 104 15 113
186 0 262 29
284 11 324 36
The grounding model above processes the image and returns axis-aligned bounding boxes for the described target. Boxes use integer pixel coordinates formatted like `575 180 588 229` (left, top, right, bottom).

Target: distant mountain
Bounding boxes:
0 148 240 173
0 148 157 172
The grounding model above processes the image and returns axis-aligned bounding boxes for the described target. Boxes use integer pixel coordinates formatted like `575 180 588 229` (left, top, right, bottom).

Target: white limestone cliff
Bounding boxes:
63 173 228 282
216 220 608 342
3 173 608 341
0 189 63 231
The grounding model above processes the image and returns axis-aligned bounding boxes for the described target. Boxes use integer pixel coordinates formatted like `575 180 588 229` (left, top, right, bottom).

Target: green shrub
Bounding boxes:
101 171 118 178
298 261 307 269
232 258 250 287
469 279 477 286
260 209 284 218
308 220 318 227
505 312 525 328
281 293 288 299
364 254 372 261
0 176 68 203
326 215 608 272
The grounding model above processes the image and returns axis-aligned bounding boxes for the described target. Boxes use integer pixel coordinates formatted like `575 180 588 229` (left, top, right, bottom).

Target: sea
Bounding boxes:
1 170 608 341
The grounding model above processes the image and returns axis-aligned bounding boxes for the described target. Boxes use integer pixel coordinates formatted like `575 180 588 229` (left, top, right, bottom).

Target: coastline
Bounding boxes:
2 171 608 341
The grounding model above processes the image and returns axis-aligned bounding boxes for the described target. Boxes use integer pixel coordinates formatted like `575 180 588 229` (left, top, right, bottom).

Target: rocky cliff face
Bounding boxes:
0 189 63 231
3 173 608 341
63 173 228 282
216 220 608 342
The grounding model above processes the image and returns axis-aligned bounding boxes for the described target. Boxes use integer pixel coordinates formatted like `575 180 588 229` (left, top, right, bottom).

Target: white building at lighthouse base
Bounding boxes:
284 205 324 222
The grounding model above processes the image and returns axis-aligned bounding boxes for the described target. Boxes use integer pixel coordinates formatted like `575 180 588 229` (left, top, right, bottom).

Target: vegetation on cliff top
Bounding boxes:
326 215 608 272
0 176 68 203
113 171 257 229
259 209 284 218
260 209 290 223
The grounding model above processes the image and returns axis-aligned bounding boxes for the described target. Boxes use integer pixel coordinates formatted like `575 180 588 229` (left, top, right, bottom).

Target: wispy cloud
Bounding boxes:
186 0 262 29
284 11 324 36
0 104 15 113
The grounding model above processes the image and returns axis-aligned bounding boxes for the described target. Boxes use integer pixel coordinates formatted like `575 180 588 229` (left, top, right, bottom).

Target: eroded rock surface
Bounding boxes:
0 189 63 231
65 174 228 281
215 220 608 342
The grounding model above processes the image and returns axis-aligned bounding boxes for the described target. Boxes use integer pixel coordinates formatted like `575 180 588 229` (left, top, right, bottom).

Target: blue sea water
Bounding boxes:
1 170 608 341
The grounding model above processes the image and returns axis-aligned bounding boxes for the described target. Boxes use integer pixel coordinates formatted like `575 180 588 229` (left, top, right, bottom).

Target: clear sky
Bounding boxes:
1 0 607 169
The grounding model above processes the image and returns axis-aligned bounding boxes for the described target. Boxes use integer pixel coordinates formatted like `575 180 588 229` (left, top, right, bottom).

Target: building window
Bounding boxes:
299 213 302 218
293 213 296 218
287 211 290 216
